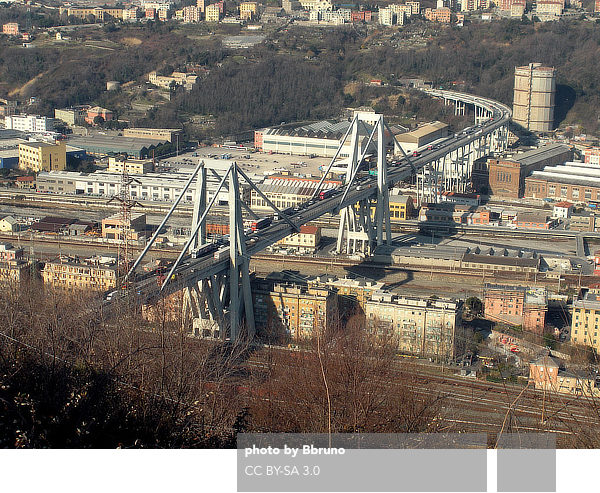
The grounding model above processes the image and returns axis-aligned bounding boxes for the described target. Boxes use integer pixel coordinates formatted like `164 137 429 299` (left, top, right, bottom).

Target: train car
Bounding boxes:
191 242 218 259
319 189 336 200
251 217 272 231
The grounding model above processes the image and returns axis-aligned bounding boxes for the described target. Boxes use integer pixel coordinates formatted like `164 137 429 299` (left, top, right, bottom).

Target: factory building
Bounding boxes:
250 176 340 211
524 161 600 204
66 135 168 159
474 143 572 198
365 291 462 360
36 167 252 205
394 121 448 153
513 63 556 133
254 117 401 158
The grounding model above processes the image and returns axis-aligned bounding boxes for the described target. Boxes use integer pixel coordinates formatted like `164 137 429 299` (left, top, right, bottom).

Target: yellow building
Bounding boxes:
0 262 29 284
358 193 414 223
276 225 321 252
529 353 600 397
253 279 336 341
42 258 117 291
570 287 600 353
107 156 153 175
365 291 462 359
101 212 147 241
239 1 258 19
205 4 221 21
18 141 66 172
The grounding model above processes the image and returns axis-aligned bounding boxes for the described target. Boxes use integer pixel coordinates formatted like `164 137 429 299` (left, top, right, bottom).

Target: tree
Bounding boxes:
93 115 105 126
465 296 482 315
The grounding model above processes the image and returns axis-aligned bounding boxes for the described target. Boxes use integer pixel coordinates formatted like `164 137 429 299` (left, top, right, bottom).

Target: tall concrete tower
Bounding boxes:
513 63 556 133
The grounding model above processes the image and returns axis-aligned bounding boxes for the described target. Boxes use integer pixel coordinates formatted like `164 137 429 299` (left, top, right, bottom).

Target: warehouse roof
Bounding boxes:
508 143 571 167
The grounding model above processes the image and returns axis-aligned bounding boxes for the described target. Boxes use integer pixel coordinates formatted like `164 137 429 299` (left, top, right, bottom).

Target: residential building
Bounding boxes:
365 291 462 359
59 7 124 21
182 5 202 22
529 353 599 397
390 4 412 19
276 225 321 252
552 201 573 219
240 2 258 19
251 176 340 211
481 143 572 198
19 141 66 172
42 257 118 291
54 107 88 126
513 63 556 133
85 107 114 125
197 0 206 11
15 175 35 189
379 7 395 25
2 23 19 35
484 284 547 334
123 7 141 20
406 1 420 14
439 191 480 207
205 4 221 21
0 260 29 284
252 278 336 341
107 156 154 175
351 10 372 22
310 275 384 314
524 160 600 204
389 193 414 220
0 242 23 262
5 114 53 133
571 288 600 353
536 0 563 15
424 7 451 22
148 71 198 91
510 0 526 16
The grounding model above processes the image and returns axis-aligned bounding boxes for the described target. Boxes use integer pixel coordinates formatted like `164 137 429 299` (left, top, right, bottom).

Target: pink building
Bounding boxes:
85 107 114 125
2 23 19 36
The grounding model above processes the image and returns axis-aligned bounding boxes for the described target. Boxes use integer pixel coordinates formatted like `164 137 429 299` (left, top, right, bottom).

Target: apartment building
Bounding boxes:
484 284 547 335
182 5 202 22
571 287 600 353
378 7 395 25
253 279 336 341
205 4 221 21
276 225 321 252
2 23 19 35
5 114 53 133
0 242 23 263
148 71 198 91
240 2 258 19
19 141 66 172
406 1 420 14
59 7 124 21
529 353 599 397
424 7 451 22
42 257 118 291
54 107 88 126
365 291 462 359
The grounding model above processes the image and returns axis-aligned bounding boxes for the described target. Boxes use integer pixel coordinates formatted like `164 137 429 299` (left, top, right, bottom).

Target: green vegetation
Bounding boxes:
2 17 600 138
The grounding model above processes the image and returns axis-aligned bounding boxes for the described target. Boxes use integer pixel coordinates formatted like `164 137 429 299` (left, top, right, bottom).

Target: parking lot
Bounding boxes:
160 146 331 177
